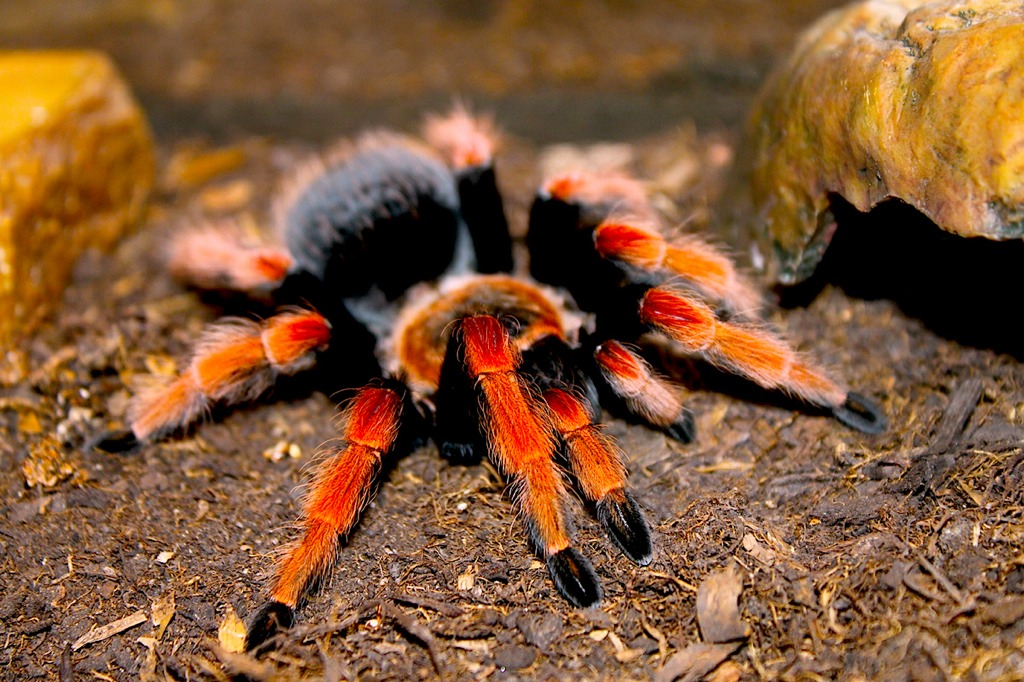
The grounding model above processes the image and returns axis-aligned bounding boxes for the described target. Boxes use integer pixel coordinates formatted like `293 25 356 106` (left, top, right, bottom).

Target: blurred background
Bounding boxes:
1 0 848 142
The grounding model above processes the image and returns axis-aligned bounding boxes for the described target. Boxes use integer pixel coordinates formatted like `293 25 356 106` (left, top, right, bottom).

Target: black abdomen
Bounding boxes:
284 141 461 300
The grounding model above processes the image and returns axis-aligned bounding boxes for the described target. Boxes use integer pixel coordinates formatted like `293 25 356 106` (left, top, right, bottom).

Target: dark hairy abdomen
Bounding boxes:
284 143 462 300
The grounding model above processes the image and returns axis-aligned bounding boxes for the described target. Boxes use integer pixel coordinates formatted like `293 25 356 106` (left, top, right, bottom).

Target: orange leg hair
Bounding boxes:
245 383 406 650
543 388 625 504
460 316 570 556
422 104 500 170
542 169 654 222
129 309 330 441
639 286 848 408
459 315 601 607
543 387 652 565
271 385 404 608
593 340 695 442
167 223 293 293
594 219 762 317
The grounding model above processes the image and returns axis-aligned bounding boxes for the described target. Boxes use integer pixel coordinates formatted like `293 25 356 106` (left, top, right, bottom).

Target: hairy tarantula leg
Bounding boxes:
540 169 654 227
167 222 293 294
594 219 762 317
459 315 602 608
128 310 330 442
593 340 696 443
246 383 407 651
640 286 887 433
543 388 653 566
527 170 652 303
424 106 512 273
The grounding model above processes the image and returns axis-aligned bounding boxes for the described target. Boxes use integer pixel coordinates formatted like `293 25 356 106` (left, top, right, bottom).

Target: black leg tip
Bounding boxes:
439 441 483 465
547 548 602 608
596 491 653 566
90 429 140 454
833 392 887 434
663 409 697 444
244 601 294 652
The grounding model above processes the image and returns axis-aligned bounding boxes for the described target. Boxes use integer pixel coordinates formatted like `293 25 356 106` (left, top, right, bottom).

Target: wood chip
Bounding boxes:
656 641 742 682
71 609 148 650
607 630 644 663
932 378 984 453
696 563 749 643
151 593 175 640
218 605 247 654
741 533 776 567
457 571 476 591
137 636 158 682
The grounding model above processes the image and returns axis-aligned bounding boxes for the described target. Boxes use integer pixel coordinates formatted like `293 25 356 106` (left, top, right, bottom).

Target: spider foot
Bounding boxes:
90 428 140 454
832 392 887 434
662 408 697 444
244 600 294 652
547 547 602 608
596 490 653 566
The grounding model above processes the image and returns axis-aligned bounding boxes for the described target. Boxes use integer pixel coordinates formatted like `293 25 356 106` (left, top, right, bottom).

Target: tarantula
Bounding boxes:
103 108 885 651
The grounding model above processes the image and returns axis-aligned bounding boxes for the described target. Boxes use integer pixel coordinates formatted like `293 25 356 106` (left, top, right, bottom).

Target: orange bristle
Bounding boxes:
129 311 329 443
662 239 729 289
594 341 683 428
543 387 590 433
544 388 626 501
423 105 499 170
342 386 402 451
594 221 666 269
595 219 761 316
544 174 584 202
712 325 790 386
542 170 650 213
643 287 847 407
253 250 294 283
129 375 204 442
272 519 339 608
305 444 381 533
167 225 292 292
594 340 643 382
639 287 717 351
714 326 846 406
193 335 266 397
462 315 519 377
263 311 331 370
789 364 848 406
479 372 555 470
517 460 572 556
272 386 404 608
663 236 761 315
461 315 570 556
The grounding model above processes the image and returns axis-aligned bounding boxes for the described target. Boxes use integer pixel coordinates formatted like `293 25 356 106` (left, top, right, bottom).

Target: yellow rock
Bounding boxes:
730 0 1024 284
0 51 155 345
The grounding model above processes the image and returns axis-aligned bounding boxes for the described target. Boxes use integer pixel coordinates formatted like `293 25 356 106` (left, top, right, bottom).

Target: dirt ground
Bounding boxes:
2 115 1024 682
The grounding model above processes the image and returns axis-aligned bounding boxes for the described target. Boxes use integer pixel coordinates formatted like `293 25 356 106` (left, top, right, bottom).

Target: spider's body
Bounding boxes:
110 109 886 652
391 274 575 391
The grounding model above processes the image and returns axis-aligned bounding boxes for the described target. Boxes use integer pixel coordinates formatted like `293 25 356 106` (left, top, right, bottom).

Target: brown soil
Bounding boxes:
3 121 1023 682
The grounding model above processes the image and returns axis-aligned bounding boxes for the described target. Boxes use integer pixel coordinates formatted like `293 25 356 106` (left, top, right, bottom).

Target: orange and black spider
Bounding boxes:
99 107 885 651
